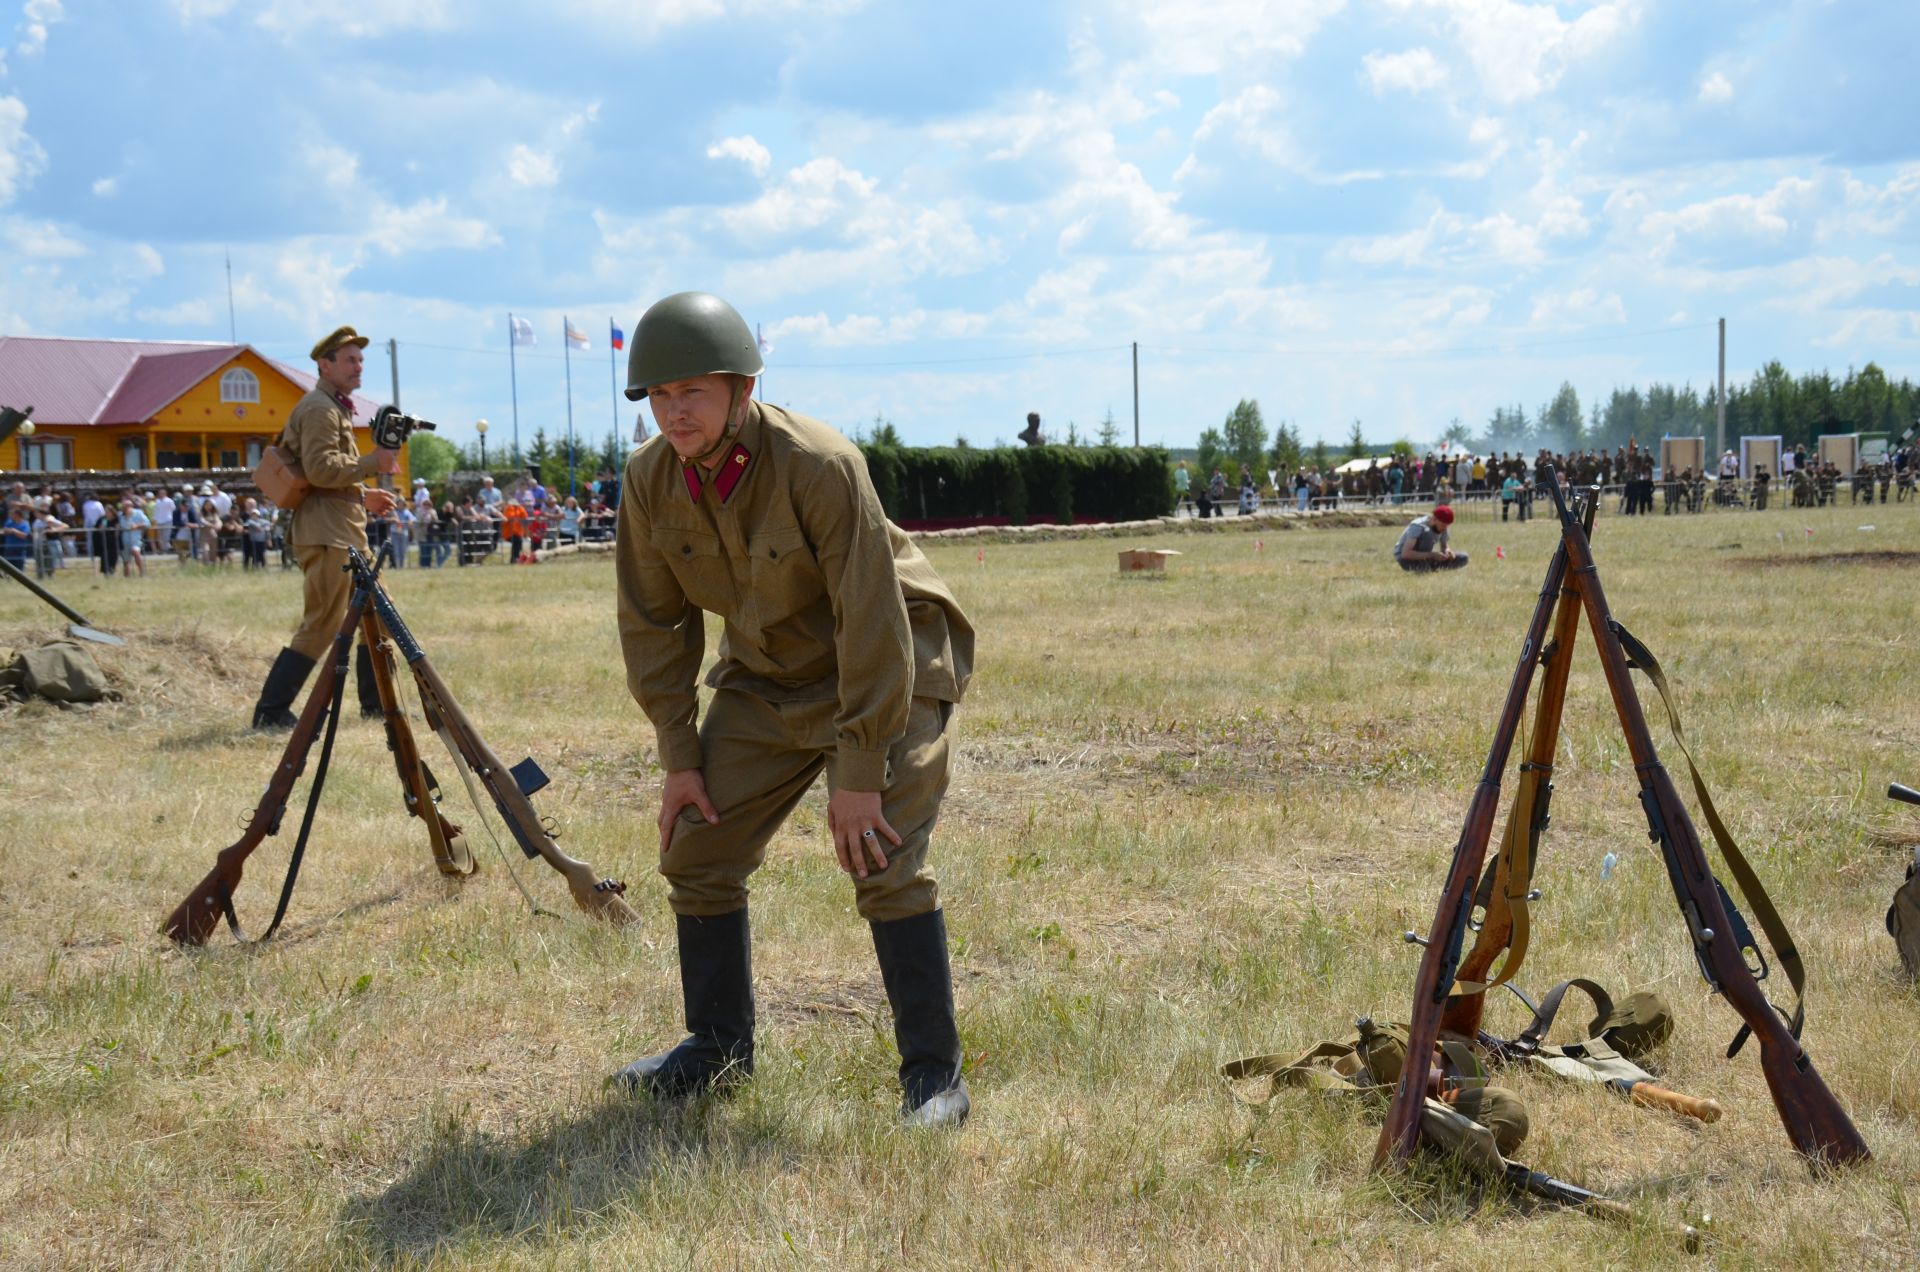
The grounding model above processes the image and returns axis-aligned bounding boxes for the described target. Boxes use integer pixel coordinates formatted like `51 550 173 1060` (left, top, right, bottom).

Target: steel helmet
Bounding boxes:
624 292 763 401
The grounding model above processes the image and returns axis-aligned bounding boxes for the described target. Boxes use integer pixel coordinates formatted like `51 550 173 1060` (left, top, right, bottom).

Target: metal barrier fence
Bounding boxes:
6 513 619 579
1179 473 1916 523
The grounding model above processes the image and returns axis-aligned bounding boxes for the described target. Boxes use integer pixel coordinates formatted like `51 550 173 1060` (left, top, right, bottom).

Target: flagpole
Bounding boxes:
507 312 521 467
609 317 618 443
563 316 577 499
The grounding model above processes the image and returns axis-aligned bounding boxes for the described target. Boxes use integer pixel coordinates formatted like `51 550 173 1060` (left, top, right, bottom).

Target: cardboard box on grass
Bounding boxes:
1118 548 1181 576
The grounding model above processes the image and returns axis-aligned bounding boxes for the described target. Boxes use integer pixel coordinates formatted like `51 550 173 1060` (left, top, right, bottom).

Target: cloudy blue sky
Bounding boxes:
3 0 1917 453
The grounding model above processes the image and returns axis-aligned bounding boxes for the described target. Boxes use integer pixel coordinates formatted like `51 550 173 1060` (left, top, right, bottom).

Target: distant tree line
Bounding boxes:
1177 362 1919 485
409 427 632 492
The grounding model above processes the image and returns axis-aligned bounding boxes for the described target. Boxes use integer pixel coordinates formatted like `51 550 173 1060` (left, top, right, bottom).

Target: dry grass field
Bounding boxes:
2 498 1918 1270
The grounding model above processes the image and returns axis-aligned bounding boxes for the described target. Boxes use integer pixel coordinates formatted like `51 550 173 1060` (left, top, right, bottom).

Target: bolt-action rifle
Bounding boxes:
163 548 637 945
1374 520 1578 1170
1437 490 1596 1041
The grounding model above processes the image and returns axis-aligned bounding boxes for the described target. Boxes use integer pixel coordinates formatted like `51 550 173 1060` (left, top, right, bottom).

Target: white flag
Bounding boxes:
510 315 536 347
565 318 590 351
755 322 772 357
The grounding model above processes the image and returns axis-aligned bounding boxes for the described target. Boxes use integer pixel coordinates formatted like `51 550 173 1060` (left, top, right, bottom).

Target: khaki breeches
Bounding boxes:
663 688 953 923
289 545 352 659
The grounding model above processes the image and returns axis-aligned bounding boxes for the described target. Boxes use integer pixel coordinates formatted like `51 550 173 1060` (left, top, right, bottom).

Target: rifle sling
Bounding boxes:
1611 620 1807 1055
227 627 353 944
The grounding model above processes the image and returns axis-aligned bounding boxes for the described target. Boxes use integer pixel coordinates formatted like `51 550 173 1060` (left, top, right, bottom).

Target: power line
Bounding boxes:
1148 320 1721 360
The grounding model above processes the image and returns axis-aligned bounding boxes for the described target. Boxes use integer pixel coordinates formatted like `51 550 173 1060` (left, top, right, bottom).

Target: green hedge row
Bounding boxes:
856 445 1176 523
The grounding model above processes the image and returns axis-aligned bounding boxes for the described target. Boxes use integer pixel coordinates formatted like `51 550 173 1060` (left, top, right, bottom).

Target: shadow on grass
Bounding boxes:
336 1091 792 1263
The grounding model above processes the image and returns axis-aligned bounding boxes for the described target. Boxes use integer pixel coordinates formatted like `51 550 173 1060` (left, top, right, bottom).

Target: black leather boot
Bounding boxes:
354 642 383 719
871 908 970 1127
614 908 755 1098
250 647 315 730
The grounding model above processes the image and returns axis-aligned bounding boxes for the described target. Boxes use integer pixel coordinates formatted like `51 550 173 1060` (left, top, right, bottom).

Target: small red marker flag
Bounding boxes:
1496 545 1506 560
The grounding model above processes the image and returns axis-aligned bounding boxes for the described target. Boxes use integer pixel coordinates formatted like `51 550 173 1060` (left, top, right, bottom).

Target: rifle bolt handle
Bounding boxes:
1526 889 1543 901
1699 927 1715 941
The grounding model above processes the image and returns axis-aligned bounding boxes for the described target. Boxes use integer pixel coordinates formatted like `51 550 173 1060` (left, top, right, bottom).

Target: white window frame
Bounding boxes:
20 437 74 471
220 368 261 404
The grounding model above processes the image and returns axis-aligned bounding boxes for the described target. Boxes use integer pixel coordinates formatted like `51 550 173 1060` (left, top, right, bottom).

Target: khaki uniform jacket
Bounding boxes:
616 401 973 792
282 386 378 549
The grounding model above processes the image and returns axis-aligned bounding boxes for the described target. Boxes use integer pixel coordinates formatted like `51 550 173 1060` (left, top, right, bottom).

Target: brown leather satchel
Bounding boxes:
253 444 362 510
253 444 310 509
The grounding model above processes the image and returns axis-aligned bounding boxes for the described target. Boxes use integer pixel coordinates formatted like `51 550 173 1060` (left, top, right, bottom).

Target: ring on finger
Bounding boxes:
861 829 877 840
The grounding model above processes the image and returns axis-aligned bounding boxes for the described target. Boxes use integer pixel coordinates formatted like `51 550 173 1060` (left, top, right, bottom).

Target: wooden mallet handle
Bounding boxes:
1623 1079 1725 1123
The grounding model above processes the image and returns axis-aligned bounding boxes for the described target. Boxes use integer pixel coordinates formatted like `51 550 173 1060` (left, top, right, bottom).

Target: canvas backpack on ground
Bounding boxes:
0 639 116 703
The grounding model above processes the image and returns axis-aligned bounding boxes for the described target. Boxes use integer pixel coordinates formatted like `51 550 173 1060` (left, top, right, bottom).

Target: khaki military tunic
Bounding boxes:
282 386 380 659
615 400 974 921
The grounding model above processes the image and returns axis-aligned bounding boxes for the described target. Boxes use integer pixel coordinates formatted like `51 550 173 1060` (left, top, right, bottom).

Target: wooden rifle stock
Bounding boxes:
160 606 357 946
361 612 473 877
364 577 640 929
1440 492 1596 1040
1540 468 1869 1170
1374 537 1573 1171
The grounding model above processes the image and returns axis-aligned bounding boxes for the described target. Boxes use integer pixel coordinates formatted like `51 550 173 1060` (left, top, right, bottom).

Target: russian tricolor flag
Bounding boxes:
610 321 625 351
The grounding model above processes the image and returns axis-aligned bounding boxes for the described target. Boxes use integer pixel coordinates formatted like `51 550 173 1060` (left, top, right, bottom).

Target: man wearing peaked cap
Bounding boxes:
249 325 401 729
311 325 370 362
611 292 977 1128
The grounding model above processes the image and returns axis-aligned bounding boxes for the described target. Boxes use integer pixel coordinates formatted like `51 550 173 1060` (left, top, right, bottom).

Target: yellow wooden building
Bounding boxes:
0 336 405 483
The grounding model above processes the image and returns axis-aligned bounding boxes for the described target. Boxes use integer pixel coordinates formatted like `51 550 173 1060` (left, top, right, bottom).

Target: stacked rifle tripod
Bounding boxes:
162 546 639 946
1377 466 1871 1176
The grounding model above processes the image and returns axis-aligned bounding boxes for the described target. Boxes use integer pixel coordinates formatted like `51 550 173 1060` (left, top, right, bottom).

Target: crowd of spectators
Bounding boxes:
1177 439 1918 520
1 465 626 582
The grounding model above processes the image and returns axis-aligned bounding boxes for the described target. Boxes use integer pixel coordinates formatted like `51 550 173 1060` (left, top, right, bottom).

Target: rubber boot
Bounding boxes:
614 908 754 1098
871 908 970 1127
354 642 383 719
250 647 315 730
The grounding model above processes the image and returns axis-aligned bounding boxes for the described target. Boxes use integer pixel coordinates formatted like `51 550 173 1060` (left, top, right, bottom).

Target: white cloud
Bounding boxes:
0 95 46 205
1393 0 1643 105
1341 202 1573 270
1363 47 1447 94
90 175 117 198
707 135 771 179
720 156 877 239
507 144 559 188
255 0 452 38
1637 175 1820 254
135 296 216 326
15 0 62 57
559 102 600 139
4 215 84 258
1126 0 1345 76
1698 71 1733 104
1529 286 1626 328
366 198 498 254
130 243 164 277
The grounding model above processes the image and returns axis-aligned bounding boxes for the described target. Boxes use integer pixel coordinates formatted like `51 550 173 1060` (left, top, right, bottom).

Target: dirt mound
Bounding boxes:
1733 549 1920 570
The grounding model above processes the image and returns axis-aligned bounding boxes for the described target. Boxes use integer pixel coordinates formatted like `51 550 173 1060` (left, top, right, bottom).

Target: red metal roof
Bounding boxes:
0 336 379 427
98 347 244 424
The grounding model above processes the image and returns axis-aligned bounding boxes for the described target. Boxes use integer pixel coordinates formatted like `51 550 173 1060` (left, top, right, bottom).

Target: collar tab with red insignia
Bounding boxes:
683 443 753 504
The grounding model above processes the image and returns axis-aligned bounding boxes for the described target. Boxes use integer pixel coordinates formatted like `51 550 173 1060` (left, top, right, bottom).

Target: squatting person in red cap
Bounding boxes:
1392 502 1468 571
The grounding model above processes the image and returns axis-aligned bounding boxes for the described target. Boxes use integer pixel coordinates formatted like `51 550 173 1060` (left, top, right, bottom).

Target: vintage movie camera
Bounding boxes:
371 405 438 451
1 403 34 446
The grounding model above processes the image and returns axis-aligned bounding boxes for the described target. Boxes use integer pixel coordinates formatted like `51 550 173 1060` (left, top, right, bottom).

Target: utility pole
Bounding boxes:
1131 341 1140 446
1716 317 1726 461
388 337 401 409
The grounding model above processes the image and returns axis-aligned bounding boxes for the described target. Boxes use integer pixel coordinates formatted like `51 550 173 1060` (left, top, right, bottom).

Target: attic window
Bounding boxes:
220 368 260 404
